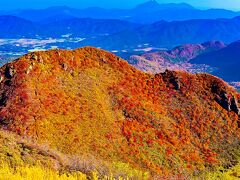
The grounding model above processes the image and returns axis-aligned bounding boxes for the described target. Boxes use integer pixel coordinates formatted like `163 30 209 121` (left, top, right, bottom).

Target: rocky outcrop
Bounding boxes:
221 93 231 111
231 97 240 115
30 54 38 61
161 69 181 90
210 80 240 117
5 66 16 79
61 63 68 71
215 91 240 116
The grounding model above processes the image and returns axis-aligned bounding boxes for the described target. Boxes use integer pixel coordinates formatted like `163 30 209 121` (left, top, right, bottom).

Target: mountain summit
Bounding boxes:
134 0 194 13
135 0 161 11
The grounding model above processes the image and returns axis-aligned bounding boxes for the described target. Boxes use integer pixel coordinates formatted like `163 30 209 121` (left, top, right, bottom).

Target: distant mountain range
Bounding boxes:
1 15 240 52
0 15 39 38
44 18 139 38
127 1 240 23
1 0 240 23
1 0 240 51
94 17 240 50
129 40 240 87
129 41 226 73
0 15 139 38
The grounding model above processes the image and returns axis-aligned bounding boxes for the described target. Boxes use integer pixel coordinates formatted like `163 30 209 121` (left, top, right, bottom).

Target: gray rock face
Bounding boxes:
215 91 240 116
30 54 38 61
214 91 240 128
222 93 231 111
230 97 240 115
101 57 107 63
62 63 68 71
5 66 16 79
161 70 181 90
173 78 181 90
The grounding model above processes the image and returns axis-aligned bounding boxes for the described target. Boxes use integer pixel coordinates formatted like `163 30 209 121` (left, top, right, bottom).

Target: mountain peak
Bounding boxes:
141 0 159 5
135 0 160 11
228 40 240 47
135 0 194 11
201 40 226 49
133 1 194 14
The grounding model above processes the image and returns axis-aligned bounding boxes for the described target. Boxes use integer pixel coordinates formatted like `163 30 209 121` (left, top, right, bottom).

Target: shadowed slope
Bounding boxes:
192 41 240 81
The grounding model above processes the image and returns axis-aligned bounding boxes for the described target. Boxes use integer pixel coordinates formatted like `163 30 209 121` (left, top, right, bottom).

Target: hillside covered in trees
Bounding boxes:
0 47 239 178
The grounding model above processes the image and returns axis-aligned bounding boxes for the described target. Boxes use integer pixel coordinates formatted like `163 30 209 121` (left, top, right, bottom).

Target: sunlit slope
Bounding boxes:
0 46 239 176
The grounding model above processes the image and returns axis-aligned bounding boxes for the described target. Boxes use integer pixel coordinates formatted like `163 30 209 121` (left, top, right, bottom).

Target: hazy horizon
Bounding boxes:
0 0 240 11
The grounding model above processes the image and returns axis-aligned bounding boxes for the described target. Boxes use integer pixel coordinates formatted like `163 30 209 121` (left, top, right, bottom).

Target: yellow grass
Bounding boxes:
0 162 87 180
198 162 240 180
0 161 149 180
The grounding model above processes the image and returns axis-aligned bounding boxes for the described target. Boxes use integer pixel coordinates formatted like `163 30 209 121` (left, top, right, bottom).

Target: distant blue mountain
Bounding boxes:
1 0 240 23
0 15 39 38
93 17 240 50
0 15 140 38
127 8 240 23
191 40 240 81
133 0 194 13
1 14 240 51
43 18 140 37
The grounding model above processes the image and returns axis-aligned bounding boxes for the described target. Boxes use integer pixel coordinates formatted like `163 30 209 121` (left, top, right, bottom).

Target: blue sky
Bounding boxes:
1 0 240 10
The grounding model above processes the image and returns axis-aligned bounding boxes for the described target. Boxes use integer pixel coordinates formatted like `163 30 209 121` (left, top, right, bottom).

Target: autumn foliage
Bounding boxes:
0 46 239 177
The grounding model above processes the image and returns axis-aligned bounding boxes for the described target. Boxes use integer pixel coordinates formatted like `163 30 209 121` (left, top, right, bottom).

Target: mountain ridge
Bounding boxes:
2 14 240 49
129 40 226 73
0 15 140 38
0 15 39 38
95 17 240 50
191 40 240 81
1 1 239 23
